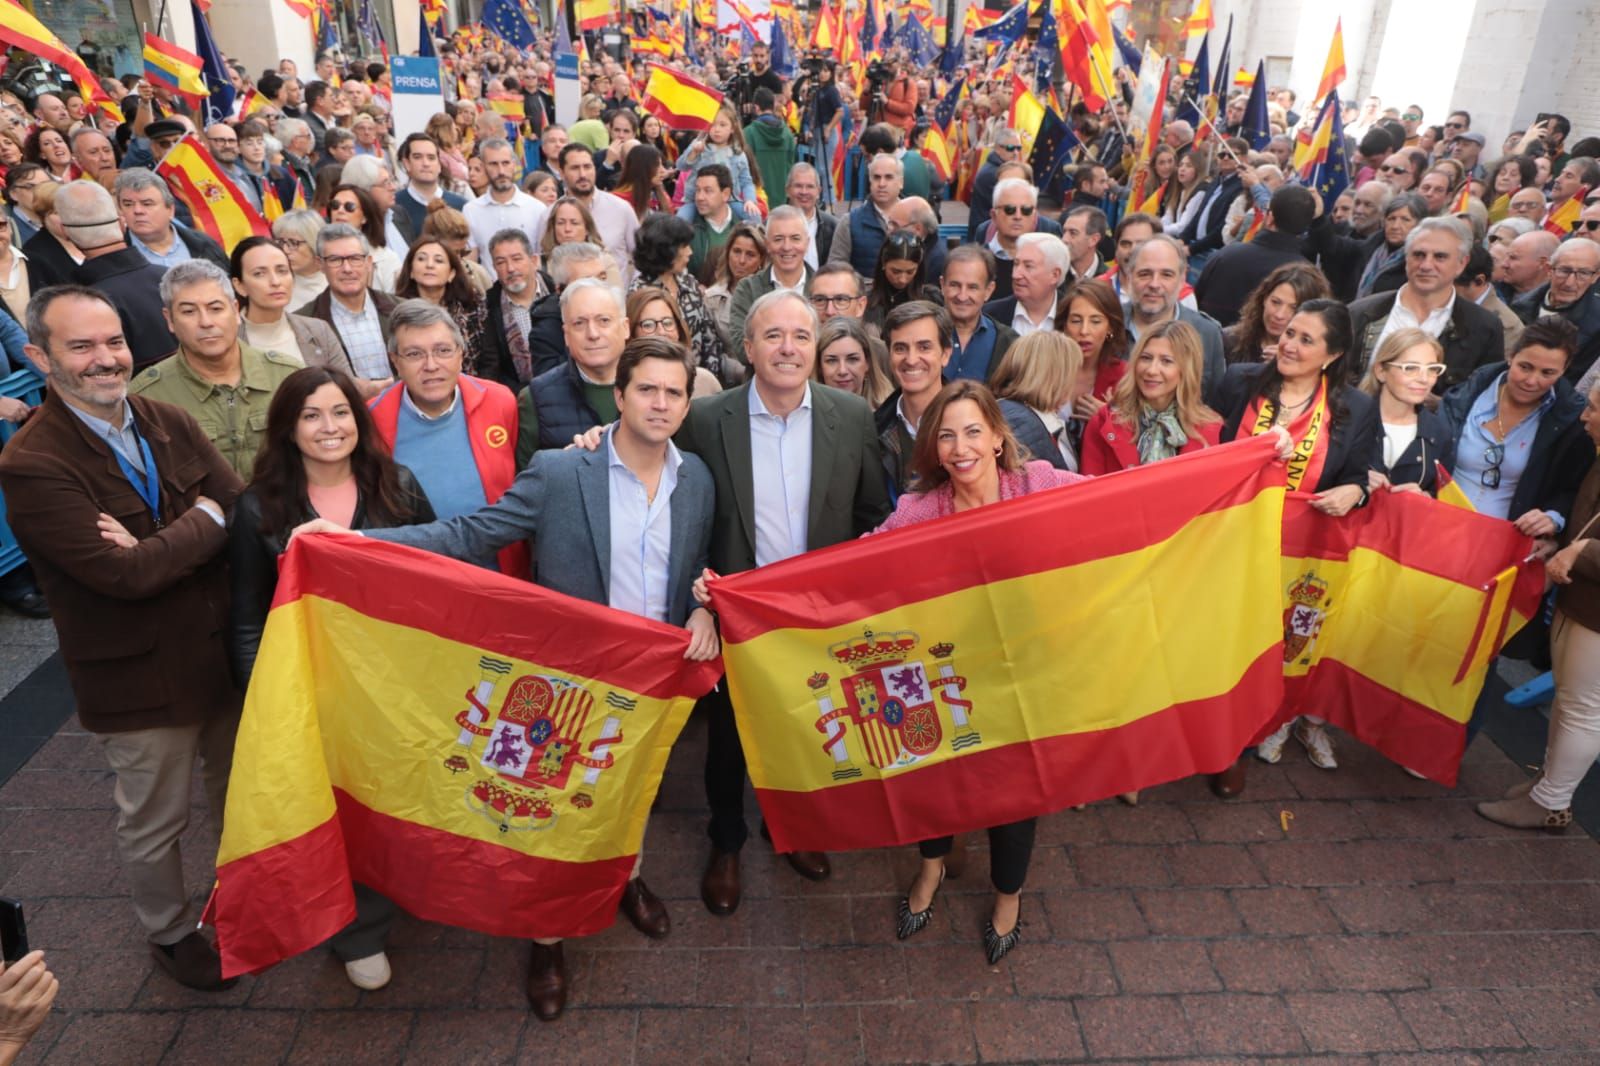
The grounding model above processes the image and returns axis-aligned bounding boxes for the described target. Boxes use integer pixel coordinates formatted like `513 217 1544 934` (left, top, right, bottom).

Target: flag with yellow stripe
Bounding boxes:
1274 491 1542 786
209 534 719 977
710 438 1288 853
156 133 271 253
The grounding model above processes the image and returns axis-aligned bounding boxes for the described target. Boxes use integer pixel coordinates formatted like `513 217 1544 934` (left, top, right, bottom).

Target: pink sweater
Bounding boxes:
871 460 1092 533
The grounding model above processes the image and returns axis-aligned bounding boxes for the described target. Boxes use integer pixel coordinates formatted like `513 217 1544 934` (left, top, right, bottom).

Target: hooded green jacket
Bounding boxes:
743 115 797 208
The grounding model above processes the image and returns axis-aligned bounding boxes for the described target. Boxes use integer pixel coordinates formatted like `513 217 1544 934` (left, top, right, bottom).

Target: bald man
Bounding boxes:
58 181 179 367
886 195 948 283
1497 230 1559 304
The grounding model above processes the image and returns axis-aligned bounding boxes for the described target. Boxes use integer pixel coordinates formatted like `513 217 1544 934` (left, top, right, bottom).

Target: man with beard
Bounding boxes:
463 138 549 266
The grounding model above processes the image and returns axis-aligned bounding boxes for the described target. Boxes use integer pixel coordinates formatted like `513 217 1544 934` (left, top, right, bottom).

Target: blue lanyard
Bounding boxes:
112 423 161 528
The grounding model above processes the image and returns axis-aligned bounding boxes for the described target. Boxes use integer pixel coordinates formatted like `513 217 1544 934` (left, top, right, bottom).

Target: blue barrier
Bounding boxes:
1504 672 1555 709
0 364 45 577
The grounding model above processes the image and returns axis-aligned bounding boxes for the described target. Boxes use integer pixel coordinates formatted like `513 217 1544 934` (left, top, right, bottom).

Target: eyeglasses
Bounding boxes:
1379 164 1408 174
1481 442 1504 489
1552 266 1600 280
997 143 1021 152
393 345 462 364
1384 362 1447 378
1574 220 1600 232
1403 113 1423 122
635 316 678 336
1444 121 1466 129
810 294 859 310
997 204 1035 216
275 237 305 250
321 254 369 269
330 200 360 212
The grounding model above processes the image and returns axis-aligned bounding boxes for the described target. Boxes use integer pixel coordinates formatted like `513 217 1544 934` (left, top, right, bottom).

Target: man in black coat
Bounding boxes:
1179 137 1250 263
1194 185 1317 327
1508 239 1600 383
480 230 571 390
1346 217 1504 394
58 182 178 368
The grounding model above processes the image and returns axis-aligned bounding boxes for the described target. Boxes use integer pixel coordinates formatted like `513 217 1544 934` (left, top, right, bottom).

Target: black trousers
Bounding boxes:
701 680 752 853
919 818 1037 895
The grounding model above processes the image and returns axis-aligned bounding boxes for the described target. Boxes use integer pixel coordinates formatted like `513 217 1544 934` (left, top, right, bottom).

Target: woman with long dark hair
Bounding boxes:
1216 299 1379 781
227 366 434 992
395 238 488 373
1224 263 1333 364
863 231 940 334
616 143 672 220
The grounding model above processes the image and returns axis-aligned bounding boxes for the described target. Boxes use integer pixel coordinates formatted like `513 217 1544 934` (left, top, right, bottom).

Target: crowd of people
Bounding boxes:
0 17 1596 1041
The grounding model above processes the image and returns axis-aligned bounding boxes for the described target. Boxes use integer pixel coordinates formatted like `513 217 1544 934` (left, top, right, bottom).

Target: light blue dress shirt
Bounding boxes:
606 427 680 622
1454 370 1564 528
129 226 194 270
748 382 813 568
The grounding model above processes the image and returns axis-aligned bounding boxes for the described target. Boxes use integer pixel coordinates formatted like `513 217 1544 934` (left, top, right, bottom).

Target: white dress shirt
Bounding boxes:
803 210 819 269
1012 296 1058 337
463 189 550 266
606 428 681 622
1371 285 1455 366
748 382 813 568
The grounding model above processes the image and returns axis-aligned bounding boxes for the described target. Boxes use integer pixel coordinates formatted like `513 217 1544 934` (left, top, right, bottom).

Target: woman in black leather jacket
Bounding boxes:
225 365 433 993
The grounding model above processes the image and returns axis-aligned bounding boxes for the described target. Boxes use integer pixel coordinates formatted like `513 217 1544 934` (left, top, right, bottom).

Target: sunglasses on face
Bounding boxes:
997 204 1035 216
330 200 359 212
1575 219 1600 232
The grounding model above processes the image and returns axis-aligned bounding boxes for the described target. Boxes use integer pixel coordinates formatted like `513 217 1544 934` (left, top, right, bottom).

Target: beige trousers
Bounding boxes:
96 711 240 945
1531 611 1600 811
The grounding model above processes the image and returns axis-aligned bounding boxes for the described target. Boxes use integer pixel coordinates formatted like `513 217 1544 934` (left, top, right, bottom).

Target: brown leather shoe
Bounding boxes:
149 932 237 991
619 877 671 939
701 849 741 915
783 850 831 882
1209 757 1248 800
526 942 567 1021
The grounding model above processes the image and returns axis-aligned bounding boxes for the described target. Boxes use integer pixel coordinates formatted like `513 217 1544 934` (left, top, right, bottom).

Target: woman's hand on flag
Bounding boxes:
290 518 349 541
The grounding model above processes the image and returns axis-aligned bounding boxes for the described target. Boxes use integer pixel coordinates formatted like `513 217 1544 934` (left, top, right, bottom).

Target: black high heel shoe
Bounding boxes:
895 865 945 940
982 912 1023 964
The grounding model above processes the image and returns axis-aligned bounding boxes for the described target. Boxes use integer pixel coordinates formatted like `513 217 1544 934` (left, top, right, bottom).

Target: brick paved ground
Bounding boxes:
2 699 1599 1064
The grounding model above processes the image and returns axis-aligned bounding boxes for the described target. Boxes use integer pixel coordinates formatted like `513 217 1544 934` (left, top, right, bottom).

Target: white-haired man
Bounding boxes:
984 232 1069 336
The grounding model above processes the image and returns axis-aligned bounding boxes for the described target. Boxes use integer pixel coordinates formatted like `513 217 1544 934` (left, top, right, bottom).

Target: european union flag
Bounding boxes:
932 77 964 131
357 0 388 55
1176 32 1209 130
1113 29 1141 76
483 0 535 50
190 0 233 126
1238 60 1270 149
417 8 436 57
1211 15 1233 98
905 16 938 68
973 0 1027 46
771 16 796 77
1034 1 1060 96
1029 107 1079 201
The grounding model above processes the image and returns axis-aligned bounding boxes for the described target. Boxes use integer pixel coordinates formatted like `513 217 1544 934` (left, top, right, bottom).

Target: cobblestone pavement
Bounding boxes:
2 687 1598 1065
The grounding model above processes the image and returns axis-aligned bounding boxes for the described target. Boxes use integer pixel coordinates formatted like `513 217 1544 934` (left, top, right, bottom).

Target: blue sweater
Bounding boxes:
392 397 494 568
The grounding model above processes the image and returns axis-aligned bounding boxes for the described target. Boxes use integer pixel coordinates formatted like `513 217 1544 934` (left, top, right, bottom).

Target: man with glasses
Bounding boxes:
983 178 1049 301
129 260 300 478
966 130 1022 242
295 223 399 397
1400 106 1425 146
1443 111 1472 141
825 152 904 280
5 164 53 245
1348 217 1504 393
113 170 228 272
806 263 867 325
1510 239 1600 384
1376 150 1421 191
203 124 261 213
1508 186 1547 224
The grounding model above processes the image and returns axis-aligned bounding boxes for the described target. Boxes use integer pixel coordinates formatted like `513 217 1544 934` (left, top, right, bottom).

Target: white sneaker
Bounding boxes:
1256 721 1293 764
1401 766 1428 780
1294 720 1338 770
344 952 391 990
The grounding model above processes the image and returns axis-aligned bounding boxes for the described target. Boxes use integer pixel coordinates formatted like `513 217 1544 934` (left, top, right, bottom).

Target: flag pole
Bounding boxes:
1172 88 1248 170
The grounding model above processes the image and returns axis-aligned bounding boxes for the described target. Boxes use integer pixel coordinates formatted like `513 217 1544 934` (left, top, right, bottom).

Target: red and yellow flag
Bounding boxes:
1273 492 1542 785
576 0 611 30
1183 0 1213 39
711 439 1288 853
0 0 121 119
142 32 208 107
156 133 271 253
1545 186 1588 235
1316 17 1346 104
209 535 719 977
237 86 271 119
641 64 725 132
920 124 957 183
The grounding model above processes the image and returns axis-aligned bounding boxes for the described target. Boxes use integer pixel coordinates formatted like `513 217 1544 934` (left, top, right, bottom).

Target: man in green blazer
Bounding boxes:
677 289 892 914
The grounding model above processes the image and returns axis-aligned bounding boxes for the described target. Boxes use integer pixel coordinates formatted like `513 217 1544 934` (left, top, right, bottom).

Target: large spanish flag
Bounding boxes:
712 438 1288 854
1274 491 1543 785
576 0 611 29
642 64 724 132
209 534 719 978
156 133 271 253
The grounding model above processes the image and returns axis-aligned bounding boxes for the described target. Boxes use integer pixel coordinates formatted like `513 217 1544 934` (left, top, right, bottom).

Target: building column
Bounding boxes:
206 0 316 85
1449 0 1589 148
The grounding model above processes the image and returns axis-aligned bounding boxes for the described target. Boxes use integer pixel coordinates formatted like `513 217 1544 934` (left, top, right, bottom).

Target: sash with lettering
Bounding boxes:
1245 378 1329 491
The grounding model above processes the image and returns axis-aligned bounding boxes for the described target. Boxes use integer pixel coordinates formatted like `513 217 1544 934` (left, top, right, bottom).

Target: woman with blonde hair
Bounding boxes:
1358 327 1453 496
816 316 894 407
989 331 1085 471
1082 320 1222 474
273 208 329 307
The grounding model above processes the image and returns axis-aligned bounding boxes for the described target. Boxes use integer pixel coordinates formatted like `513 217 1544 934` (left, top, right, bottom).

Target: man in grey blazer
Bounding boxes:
296 332 718 1023
679 289 893 915
1121 234 1228 406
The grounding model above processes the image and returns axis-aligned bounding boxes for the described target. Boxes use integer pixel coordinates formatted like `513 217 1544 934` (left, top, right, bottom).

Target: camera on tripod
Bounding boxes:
865 59 893 91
